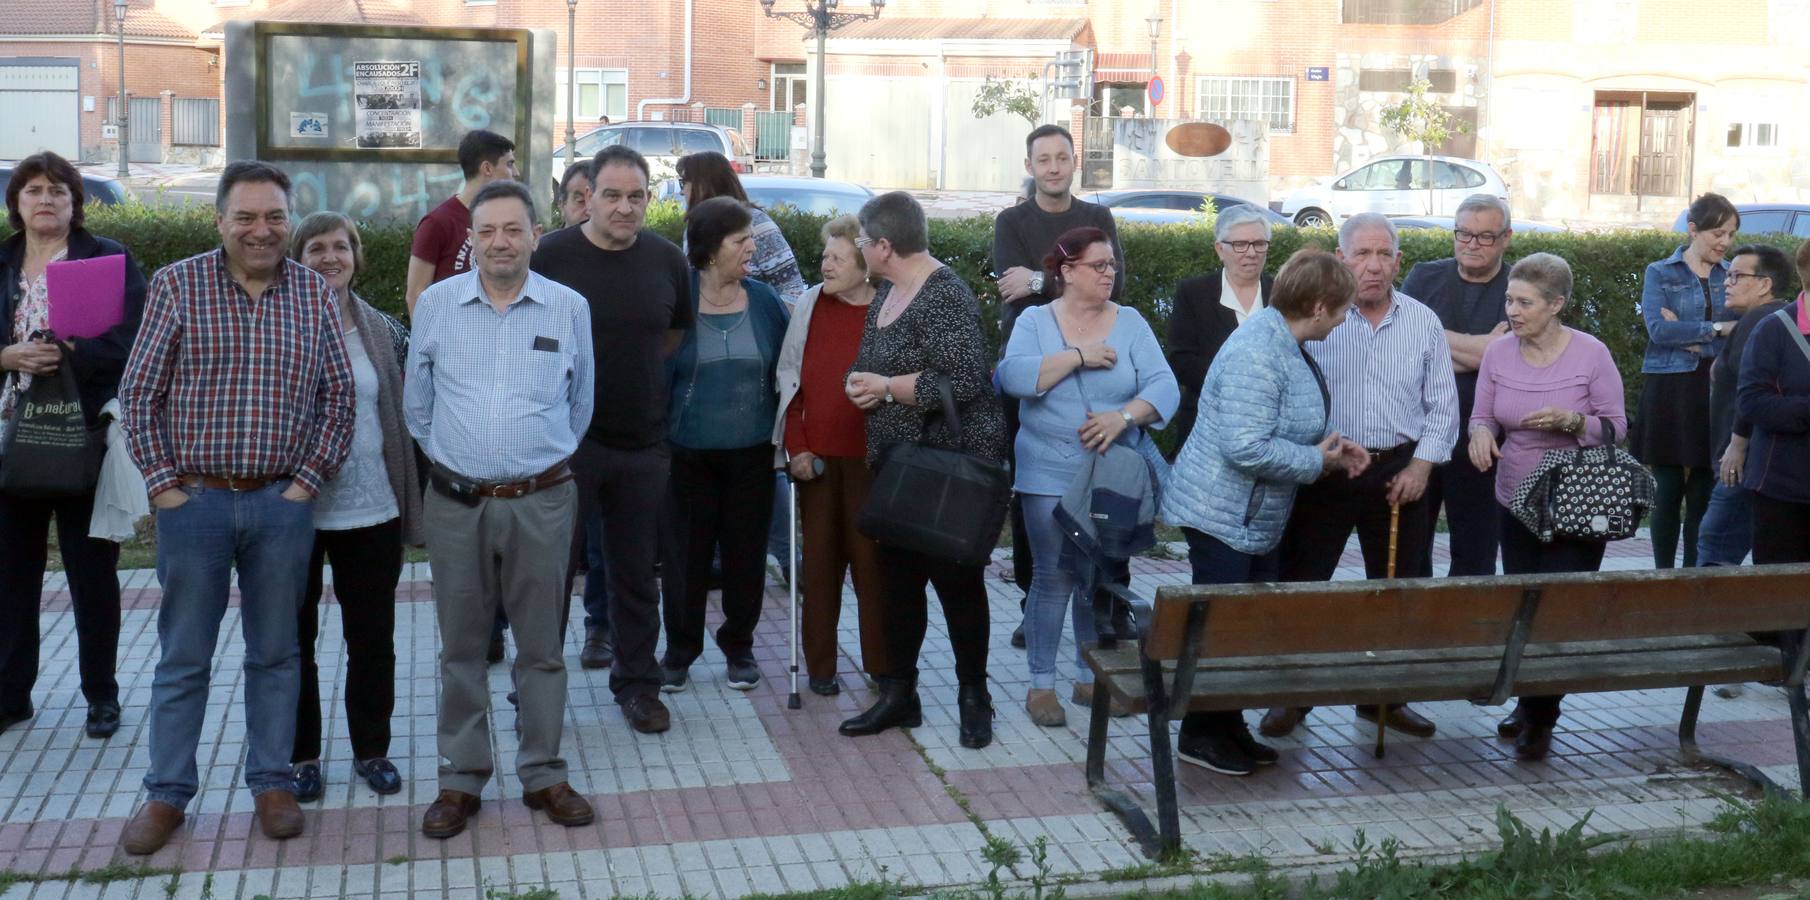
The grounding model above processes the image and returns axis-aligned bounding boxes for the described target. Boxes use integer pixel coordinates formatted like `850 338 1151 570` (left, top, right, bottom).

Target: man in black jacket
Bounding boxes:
1400 194 1513 576
990 125 1122 636
1164 204 1276 453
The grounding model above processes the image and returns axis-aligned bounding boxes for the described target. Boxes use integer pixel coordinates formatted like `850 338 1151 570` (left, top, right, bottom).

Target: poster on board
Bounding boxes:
353 61 422 148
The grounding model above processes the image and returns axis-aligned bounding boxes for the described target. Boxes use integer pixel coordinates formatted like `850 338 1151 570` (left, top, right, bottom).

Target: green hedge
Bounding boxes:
34 200 1807 408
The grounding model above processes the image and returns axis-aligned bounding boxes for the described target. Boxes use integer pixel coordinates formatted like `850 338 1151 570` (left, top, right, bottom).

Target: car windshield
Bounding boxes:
678 129 722 154
746 187 869 216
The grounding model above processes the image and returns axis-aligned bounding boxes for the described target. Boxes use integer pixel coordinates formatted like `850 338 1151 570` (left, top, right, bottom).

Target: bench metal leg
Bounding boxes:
1679 684 1789 797
1785 679 1810 798
1085 677 1164 859
1143 657 1182 858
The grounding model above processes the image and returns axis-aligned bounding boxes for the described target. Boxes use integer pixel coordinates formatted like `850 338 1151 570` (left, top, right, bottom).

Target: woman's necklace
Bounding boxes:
701 278 742 311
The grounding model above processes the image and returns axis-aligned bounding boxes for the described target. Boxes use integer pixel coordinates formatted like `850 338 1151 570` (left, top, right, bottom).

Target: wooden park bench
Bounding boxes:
1082 564 1810 858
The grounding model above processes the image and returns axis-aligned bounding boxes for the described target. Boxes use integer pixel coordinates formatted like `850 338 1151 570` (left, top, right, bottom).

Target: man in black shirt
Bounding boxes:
990 125 1123 629
1698 244 1795 568
1400 194 1513 576
531 145 692 735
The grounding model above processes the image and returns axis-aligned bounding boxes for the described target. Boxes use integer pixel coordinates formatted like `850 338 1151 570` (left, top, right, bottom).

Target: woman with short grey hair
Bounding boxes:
840 191 1007 749
1165 204 1277 453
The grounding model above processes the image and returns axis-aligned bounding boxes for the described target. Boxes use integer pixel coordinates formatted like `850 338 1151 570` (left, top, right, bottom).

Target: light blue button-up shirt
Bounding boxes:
404 269 594 481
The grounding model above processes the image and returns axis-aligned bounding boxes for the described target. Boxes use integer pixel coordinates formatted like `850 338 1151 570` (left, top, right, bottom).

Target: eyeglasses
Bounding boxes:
1218 240 1270 254
1725 271 1767 285
1454 229 1505 246
1067 260 1117 274
855 236 875 249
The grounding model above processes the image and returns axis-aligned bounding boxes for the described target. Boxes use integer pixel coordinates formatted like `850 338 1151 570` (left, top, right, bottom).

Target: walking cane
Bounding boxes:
1373 502 1402 759
787 475 802 710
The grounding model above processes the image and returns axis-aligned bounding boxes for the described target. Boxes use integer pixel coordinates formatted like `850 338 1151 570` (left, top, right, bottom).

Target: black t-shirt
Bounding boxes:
531 225 693 449
990 197 1123 346
1402 258 1510 446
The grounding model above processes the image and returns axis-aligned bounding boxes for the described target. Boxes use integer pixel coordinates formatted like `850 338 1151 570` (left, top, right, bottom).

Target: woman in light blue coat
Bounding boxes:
999 227 1179 729
1158 249 1371 776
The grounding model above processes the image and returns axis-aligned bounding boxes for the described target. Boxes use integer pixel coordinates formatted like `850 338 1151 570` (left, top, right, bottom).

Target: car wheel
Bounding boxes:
1295 208 1332 228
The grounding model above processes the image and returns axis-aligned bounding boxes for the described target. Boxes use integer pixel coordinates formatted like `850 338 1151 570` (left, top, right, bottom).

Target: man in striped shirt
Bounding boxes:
1259 212 1460 742
117 161 355 855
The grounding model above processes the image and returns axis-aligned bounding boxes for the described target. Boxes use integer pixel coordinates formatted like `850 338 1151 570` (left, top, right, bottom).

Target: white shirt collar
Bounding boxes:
1219 271 1263 325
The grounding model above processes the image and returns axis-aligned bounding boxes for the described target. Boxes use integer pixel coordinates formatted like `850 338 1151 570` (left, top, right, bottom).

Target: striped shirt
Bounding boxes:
403 269 594 481
119 249 354 497
1305 289 1459 464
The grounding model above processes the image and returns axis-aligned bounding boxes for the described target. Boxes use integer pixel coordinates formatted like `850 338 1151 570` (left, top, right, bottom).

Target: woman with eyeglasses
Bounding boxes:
998 226 1177 727
1165 205 1275 455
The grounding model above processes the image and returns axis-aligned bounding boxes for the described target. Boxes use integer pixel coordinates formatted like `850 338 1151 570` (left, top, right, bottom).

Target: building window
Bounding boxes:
770 62 806 112
1096 83 1148 117
1574 0 1637 44
1195 76 1293 134
1358 68 1457 93
1727 121 1781 149
1343 0 1483 24
558 68 628 123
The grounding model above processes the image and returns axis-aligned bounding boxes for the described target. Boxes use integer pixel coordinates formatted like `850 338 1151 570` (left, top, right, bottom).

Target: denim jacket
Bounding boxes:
1639 244 1728 374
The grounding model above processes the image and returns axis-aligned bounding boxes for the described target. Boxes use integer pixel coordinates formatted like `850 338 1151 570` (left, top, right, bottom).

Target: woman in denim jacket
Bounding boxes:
1633 192 1739 568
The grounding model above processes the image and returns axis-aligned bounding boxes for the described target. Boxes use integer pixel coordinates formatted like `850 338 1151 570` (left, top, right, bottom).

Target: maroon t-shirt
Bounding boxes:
411 195 472 283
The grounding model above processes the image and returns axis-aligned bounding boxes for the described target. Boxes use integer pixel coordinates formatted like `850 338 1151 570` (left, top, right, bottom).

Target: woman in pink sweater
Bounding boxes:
1468 252 1628 761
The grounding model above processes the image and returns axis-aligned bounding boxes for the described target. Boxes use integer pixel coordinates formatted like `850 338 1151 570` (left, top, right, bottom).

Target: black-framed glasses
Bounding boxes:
1725 271 1767 285
1218 240 1270 254
1067 260 1117 274
1454 229 1504 246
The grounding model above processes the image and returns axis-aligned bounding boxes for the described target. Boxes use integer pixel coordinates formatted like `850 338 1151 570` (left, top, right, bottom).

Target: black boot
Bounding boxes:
839 676 922 737
958 685 994 749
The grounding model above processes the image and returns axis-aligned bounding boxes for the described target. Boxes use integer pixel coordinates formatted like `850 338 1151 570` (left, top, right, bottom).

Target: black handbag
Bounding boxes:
858 374 1011 568
1509 419 1654 543
0 343 105 498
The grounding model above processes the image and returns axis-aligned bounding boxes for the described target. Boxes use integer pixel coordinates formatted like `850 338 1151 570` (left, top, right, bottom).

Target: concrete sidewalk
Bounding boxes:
0 533 1791 899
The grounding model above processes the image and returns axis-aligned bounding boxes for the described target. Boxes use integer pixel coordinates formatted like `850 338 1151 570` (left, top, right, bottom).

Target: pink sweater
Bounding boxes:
1470 328 1628 507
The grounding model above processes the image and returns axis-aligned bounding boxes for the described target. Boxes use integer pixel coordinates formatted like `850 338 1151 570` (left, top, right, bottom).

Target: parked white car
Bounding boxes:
1276 155 1509 228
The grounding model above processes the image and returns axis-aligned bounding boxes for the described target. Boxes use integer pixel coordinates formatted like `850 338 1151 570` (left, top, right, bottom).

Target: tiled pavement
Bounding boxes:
0 533 1796 899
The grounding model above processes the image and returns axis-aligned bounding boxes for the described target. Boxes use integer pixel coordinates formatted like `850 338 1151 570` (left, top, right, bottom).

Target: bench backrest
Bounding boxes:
1143 563 1810 661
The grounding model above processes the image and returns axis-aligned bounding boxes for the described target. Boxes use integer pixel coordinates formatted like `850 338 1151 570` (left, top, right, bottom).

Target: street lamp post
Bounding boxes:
759 0 885 179
115 0 128 178
1145 15 1163 79
565 0 578 161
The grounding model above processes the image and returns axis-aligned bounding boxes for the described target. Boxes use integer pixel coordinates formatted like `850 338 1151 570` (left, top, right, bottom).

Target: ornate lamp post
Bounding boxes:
565 0 578 161
759 0 885 179
116 0 128 178
1145 15 1163 78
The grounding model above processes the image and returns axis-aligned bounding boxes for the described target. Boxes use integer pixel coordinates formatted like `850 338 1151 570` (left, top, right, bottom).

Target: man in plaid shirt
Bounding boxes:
116 161 354 855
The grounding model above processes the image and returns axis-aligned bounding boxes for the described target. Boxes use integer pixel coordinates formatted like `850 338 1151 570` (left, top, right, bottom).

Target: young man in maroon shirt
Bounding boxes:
404 129 518 315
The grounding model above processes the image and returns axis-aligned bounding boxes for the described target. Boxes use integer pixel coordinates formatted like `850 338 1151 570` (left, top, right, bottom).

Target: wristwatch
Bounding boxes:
1028 272 1045 295
883 380 895 404
1119 409 1135 427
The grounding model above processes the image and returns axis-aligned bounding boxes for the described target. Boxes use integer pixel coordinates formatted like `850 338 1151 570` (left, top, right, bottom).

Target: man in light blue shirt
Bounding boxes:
403 180 596 840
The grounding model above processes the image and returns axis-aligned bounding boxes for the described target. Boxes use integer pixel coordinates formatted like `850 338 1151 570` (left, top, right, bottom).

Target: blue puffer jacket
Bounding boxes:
1159 307 1327 555
1640 244 1729 374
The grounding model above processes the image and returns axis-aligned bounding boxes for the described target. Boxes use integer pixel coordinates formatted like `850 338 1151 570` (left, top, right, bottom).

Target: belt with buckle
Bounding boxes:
475 462 573 499
1363 442 1418 466
182 474 281 491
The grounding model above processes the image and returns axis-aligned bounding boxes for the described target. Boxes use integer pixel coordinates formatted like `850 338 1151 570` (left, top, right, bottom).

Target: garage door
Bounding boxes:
0 59 79 161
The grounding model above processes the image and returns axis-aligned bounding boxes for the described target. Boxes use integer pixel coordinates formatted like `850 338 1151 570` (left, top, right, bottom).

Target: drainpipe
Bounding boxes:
636 0 693 120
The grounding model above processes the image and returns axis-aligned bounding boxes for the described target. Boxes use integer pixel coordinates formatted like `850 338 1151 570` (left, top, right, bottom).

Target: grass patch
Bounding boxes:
0 863 182 896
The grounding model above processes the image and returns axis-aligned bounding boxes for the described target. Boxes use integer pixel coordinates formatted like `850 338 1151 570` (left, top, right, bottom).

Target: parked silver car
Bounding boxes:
551 122 753 190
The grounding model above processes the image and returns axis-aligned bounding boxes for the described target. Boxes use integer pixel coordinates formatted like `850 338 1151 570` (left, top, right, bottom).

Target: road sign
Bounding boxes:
1148 75 1165 108
1047 49 1093 100
1307 67 1330 82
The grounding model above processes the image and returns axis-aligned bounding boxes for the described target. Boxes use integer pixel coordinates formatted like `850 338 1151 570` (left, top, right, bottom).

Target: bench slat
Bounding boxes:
1144 564 1810 661
1089 642 1781 715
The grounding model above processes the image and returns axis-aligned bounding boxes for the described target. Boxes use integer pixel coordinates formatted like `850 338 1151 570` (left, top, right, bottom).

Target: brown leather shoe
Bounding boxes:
422 790 481 839
1356 703 1437 738
1258 706 1310 738
621 692 671 734
253 790 304 839
523 782 595 826
579 628 614 670
121 800 184 855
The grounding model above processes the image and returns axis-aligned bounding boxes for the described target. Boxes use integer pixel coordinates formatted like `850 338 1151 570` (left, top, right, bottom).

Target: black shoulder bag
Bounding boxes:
858 374 1012 568
0 342 106 498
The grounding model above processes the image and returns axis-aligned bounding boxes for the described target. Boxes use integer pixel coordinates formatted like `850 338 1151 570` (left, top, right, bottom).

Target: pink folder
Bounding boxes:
46 254 126 339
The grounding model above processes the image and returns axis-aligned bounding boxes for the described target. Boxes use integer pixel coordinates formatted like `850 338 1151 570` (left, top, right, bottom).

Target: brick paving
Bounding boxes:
0 533 1794 899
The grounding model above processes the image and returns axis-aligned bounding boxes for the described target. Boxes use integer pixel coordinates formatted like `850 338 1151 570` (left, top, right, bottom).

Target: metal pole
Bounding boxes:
810 13 827 179
565 0 577 159
117 11 128 178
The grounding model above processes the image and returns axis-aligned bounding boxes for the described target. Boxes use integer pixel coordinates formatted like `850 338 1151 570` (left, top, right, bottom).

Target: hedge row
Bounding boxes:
31 200 1808 410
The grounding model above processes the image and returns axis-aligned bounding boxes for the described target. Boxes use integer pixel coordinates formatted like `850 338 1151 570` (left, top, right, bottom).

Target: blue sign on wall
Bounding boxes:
1307 67 1330 82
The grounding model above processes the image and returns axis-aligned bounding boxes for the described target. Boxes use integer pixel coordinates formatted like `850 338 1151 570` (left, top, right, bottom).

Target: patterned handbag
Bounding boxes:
1509 419 1655 543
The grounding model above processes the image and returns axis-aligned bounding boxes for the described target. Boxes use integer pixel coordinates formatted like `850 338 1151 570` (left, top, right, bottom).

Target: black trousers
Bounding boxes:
1003 400 1034 596
662 443 774 667
876 544 990 688
1751 492 1810 565
1424 443 1501 576
1177 528 1279 739
1279 445 1433 581
294 518 402 763
0 490 120 713
1498 505 1606 726
571 438 671 700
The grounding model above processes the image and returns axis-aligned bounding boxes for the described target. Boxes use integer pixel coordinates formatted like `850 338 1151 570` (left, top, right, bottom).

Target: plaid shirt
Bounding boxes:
119 249 354 497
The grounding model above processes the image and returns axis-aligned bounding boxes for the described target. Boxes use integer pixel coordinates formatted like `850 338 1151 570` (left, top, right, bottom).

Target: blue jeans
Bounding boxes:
1696 481 1753 567
1021 494 1098 690
144 480 316 810
581 508 610 631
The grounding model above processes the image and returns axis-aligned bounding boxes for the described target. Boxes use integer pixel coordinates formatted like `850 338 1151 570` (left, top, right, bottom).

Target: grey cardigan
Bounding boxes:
347 293 423 545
